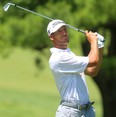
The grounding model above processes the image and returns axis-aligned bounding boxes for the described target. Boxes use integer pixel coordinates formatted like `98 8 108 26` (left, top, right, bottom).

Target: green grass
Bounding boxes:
0 47 103 117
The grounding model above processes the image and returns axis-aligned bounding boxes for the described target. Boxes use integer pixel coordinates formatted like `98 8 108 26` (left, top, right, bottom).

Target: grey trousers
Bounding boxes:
56 105 95 117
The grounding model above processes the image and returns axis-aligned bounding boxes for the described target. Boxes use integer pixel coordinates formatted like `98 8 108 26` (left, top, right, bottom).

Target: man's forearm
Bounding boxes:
88 40 99 67
85 47 104 77
94 48 104 74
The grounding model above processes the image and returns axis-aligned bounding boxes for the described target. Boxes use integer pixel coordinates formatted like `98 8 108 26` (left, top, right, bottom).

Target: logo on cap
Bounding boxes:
52 21 64 28
47 19 66 36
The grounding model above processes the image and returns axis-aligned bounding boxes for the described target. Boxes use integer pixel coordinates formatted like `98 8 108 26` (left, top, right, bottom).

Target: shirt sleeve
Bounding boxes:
58 53 89 73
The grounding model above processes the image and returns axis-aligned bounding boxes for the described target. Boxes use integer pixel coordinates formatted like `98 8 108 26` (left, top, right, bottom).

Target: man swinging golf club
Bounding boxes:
3 3 104 116
47 19 104 117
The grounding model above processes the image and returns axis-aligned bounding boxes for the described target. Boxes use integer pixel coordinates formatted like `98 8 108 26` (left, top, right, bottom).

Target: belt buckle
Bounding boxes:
78 103 91 110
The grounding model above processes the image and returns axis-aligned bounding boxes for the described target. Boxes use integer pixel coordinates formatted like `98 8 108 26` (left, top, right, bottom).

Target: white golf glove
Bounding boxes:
95 32 105 48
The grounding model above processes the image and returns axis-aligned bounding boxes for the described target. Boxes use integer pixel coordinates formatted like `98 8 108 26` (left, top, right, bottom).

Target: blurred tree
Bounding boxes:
75 0 116 117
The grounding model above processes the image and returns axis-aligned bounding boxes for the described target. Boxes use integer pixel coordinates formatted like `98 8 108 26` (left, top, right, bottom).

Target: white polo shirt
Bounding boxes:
49 48 89 105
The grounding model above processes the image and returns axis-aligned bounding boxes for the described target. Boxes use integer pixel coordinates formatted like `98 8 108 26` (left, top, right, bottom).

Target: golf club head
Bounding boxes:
4 3 15 11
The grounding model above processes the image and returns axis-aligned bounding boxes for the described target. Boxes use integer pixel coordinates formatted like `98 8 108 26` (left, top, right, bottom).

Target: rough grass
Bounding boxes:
0 48 103 117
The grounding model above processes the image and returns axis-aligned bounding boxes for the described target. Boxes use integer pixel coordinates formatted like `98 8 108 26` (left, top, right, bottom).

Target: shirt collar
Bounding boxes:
50 47 70 54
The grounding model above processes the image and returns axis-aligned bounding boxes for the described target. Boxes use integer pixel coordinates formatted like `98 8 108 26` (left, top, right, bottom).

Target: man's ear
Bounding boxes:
49 34 54 41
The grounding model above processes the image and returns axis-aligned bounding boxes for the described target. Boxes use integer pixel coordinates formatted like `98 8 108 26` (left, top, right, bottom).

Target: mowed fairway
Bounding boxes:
0 48 103 117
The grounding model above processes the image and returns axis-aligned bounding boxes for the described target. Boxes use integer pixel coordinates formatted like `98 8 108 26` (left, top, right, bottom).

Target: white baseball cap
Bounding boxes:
47 19 66 36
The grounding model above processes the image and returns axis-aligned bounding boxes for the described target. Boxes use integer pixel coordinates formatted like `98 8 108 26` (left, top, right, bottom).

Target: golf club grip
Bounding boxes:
78 29 85 34
67 24 85 34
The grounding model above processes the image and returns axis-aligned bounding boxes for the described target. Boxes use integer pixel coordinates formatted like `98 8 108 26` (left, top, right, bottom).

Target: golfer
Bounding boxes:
47 19 104 117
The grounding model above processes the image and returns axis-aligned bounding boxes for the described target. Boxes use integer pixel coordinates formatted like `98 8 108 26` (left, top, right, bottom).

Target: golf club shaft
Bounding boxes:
15 4 54 21
4 3 85 34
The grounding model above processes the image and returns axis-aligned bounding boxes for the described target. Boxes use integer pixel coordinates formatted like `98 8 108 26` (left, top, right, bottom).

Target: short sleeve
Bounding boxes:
58 53 89 73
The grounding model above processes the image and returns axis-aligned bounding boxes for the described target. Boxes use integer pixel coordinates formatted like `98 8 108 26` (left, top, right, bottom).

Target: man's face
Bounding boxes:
50 26 69 49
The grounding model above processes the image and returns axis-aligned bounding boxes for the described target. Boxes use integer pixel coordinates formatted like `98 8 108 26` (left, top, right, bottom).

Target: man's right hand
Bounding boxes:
85 31 98 46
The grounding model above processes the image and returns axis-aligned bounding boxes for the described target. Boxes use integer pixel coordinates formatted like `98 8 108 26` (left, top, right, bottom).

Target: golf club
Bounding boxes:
3 2 85 34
